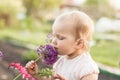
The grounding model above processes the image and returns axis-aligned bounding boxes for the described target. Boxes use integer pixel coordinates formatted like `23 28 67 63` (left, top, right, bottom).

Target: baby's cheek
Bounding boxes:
58 48 66 55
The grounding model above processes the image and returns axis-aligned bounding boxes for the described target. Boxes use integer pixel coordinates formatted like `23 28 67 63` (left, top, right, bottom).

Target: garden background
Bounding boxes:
0 0 120 80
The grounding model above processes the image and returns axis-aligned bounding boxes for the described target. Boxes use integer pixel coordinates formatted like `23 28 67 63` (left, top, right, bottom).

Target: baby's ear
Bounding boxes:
75 39 84 49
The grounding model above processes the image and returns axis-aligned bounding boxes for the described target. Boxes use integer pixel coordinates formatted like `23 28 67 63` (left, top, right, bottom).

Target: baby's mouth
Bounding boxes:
53 47 59 53
50 44 58 51
54 47 58 51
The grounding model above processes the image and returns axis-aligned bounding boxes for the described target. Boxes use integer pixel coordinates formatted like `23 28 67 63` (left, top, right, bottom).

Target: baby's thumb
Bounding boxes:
25 61 38 75
54 74 65 80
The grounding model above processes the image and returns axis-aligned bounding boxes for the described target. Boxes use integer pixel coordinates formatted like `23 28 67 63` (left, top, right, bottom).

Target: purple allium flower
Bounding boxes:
0 51 3 58
37 44 58 65
37 45 45 55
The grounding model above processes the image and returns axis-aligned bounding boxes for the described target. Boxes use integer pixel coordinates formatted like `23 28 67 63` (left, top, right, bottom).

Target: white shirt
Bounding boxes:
53 53 99 80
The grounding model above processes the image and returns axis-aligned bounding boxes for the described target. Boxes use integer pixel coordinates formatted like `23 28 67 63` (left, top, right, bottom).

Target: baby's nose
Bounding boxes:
51 37 57 45
50 43 57 51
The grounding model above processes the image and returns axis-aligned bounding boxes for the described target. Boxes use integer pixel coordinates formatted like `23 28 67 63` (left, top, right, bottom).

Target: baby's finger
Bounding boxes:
25 60 35 68
54 74 65 80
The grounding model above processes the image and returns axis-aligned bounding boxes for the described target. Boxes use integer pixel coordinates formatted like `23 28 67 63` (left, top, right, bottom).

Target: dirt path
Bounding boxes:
0 41 29 80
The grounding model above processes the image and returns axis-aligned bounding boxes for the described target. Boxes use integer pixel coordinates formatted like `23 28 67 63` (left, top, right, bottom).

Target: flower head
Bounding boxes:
37 44 58 65
9 62 35 80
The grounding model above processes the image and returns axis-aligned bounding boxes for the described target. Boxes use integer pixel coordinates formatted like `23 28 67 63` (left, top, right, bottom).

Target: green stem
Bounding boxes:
35 57 40 62
13 73 21 80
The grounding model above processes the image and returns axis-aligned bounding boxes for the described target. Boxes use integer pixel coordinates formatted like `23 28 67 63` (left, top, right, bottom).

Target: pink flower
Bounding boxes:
9 62 35 80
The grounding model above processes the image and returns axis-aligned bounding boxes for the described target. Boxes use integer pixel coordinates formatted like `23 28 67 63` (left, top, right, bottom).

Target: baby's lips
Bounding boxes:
54 47 58 51
50 44 58 51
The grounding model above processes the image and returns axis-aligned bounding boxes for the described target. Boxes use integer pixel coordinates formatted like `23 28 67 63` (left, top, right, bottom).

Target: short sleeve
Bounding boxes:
79 61 99 79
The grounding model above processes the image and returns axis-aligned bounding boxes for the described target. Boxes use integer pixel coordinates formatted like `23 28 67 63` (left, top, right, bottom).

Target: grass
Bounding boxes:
0 23 52 45
0 29 47 45
90 40 120 68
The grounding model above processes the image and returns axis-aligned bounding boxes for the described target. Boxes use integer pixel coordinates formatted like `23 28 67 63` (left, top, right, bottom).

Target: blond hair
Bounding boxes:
54 11 94 51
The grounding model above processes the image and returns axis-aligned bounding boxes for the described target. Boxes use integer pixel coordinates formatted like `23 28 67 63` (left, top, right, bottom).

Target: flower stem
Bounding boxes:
35 57 40 62
13 73 21 80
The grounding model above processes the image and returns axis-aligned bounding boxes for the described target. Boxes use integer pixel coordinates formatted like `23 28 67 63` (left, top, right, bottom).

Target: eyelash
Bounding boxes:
58 36 64 40
51 34 65 40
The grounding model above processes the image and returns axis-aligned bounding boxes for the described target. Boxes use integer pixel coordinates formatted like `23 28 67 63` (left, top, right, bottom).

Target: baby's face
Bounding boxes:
51 20 77 56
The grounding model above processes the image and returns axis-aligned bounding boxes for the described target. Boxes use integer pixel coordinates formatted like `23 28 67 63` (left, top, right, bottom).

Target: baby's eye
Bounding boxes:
58 36 65 40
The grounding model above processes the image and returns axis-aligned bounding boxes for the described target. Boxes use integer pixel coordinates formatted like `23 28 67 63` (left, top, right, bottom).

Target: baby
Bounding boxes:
26 11 99 80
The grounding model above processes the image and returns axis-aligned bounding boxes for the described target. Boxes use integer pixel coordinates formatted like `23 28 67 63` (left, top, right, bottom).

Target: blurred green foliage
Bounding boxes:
22 50 38 63
0 22 52 45
91 40 120 68
84 0 115 19
85 0 109 5
0 0 62 28
0 1 18 27
16 16 52 32
22 0 62 21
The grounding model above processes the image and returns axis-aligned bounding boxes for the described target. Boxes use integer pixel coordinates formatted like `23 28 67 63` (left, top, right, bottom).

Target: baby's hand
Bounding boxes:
25 60 38 75
54 74 66 80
